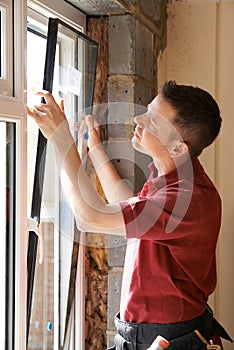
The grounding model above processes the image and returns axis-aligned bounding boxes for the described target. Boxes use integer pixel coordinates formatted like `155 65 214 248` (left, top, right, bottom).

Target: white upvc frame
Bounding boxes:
0 111 27 350
13 2 27 349
27 0 86 33
0 0 86 348
0 0 13 96
0 0 27 348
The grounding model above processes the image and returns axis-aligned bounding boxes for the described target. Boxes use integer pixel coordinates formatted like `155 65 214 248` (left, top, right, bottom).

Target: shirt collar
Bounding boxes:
147 158 202 191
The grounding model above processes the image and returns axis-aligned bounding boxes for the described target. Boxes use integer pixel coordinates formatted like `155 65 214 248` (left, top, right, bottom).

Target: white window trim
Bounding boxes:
27 0 86 33
1 0 86 348
13 113 27 350
0 110 27 350
0 0 27 348
0 0 13 96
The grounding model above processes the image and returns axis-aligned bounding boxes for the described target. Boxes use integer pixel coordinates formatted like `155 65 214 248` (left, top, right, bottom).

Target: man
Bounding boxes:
27 80 232 349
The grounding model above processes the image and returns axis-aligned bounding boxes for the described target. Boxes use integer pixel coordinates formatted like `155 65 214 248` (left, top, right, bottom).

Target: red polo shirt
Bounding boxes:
119 158 221 323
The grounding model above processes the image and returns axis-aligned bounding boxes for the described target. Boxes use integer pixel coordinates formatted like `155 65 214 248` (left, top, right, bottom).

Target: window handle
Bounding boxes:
27 218 44 264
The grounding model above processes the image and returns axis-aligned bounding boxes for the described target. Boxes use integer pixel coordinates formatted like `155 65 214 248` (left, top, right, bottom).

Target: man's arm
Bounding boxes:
84 115 134 203
27 91 126 235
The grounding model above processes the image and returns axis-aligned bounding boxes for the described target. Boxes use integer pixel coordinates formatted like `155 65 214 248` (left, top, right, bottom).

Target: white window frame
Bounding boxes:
0 0 86 348
0 0 13 96
0 0 13 95
0 0 27 349
27 0 86 32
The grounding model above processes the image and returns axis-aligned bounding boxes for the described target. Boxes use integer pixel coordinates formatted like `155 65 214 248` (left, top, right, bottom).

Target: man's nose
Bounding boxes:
134 113 150 126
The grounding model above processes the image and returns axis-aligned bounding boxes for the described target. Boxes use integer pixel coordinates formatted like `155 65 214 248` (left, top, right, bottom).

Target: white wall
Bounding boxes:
215 2 234 347
158 1 234 348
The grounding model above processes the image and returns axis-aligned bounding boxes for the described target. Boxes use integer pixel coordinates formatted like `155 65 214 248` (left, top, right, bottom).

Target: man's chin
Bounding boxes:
132 139 147 154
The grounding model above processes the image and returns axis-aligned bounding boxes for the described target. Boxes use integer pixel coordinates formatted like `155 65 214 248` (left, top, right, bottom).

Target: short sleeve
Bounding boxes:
119 191 168 240
119 183 200 242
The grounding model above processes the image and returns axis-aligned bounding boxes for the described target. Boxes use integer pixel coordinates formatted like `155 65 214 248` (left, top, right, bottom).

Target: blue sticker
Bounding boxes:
47 322 53 332
85 131 89 140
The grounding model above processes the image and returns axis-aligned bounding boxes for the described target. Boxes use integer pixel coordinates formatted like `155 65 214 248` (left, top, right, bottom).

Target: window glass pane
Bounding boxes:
54 21 98 349
27 28 47 212
0 122 6 348
27 16 98 350
0 121 16 350
27 24 54 350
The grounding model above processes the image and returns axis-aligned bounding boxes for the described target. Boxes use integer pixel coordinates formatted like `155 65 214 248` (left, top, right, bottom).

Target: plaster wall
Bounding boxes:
158 1 234 348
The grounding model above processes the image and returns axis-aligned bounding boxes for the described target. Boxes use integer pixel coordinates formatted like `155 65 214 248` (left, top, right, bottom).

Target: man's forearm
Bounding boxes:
88 144 133 203
51 132 126 235
27 92 126 235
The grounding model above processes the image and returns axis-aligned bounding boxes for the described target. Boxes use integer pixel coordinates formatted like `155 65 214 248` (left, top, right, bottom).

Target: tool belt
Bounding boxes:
108 305 232 350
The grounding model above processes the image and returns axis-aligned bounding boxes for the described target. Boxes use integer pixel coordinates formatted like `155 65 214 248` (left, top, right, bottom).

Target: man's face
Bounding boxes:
132 94 183 158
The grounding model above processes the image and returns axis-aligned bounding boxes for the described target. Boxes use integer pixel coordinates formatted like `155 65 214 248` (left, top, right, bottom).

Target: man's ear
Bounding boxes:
170 141 188 158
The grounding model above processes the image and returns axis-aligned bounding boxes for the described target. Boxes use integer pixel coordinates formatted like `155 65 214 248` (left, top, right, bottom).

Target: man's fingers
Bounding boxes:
29 91 64 114
86 114 94 129
77 120 87 135
59 99 65 112
34 90 56 105
86 114 100 131
27 106 40 120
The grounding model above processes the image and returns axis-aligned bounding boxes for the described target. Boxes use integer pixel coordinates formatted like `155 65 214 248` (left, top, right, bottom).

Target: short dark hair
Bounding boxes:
161 80 222 157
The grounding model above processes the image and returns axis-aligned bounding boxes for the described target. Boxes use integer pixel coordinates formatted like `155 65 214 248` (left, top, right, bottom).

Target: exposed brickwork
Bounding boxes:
109 15 136 75
107 268 123 330
86 16 109 350
85 240 108 350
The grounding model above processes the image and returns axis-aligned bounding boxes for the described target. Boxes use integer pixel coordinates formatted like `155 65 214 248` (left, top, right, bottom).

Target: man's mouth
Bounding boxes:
134 127 142 139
